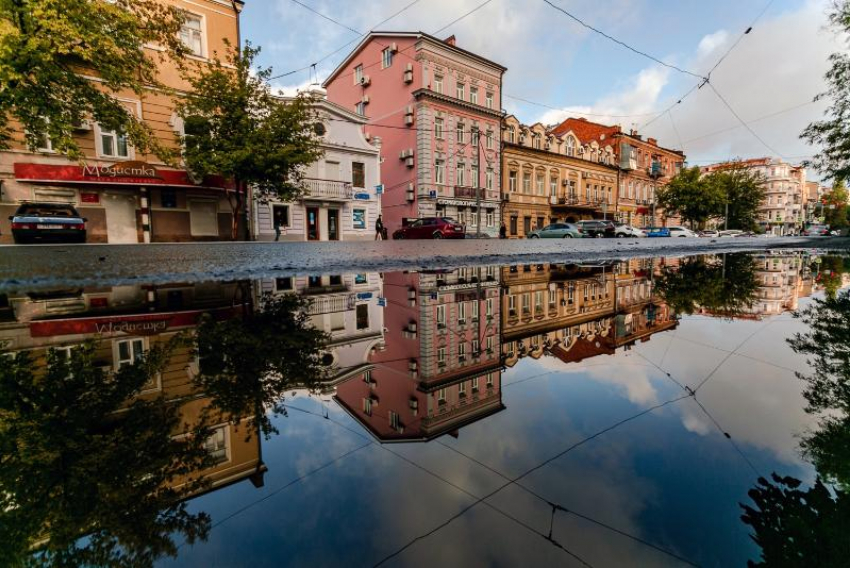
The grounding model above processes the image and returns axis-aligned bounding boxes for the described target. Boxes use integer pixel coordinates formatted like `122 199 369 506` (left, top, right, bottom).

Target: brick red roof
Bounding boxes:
549 117 620 145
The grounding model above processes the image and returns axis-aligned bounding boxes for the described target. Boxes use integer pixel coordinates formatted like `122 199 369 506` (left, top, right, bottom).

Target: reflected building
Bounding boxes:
256 273 385 392
335 266 504 441
0 282 267 494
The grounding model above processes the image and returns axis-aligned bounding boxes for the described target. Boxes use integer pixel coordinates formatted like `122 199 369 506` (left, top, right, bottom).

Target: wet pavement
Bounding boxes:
1 250 849 567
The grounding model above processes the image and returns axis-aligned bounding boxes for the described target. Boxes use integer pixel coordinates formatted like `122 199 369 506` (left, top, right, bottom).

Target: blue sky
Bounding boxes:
240 0 840 176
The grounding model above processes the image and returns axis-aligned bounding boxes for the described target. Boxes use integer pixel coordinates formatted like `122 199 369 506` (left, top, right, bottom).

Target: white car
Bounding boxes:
668 226 699 238
614 225 646 238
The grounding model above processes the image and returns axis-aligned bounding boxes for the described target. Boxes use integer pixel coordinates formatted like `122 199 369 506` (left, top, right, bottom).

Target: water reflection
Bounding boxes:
0 251 847 566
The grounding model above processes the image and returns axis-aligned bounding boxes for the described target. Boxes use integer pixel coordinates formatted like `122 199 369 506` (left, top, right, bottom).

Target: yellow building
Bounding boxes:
501 116 619 238
0 1 244 244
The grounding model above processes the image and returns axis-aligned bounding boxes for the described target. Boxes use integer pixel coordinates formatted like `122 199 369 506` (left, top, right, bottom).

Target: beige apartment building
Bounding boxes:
0 0 244 244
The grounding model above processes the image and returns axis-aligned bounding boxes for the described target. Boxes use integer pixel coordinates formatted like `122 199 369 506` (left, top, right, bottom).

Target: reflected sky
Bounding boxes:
1 251 847 567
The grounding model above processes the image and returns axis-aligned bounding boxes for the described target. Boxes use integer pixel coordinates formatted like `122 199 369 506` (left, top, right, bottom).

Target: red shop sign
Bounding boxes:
29 306 240 337
14 162 231 190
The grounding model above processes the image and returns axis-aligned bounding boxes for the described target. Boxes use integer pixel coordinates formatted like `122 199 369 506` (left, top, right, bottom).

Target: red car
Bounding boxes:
392 217 466 239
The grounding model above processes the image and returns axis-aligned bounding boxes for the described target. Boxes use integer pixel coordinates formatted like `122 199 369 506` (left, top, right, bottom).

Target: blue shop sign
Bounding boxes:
354 192 371 200
375 184 384 195
357 292 374 300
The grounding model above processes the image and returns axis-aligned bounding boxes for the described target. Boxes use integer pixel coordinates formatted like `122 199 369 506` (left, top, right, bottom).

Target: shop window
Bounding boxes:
272 204 289 227
353 209 366 229
189 200 218 236
355 274 367 285
275 277 293 292
161 189 177 208
356 304 369 330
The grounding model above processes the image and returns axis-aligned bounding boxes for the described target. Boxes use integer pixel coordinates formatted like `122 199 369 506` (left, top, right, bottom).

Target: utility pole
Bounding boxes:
724 201 729 231
476 135 482 238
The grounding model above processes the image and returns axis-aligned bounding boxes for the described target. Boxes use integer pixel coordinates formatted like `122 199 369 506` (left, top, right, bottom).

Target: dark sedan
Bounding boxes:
392 217 466 239
9 202 87 244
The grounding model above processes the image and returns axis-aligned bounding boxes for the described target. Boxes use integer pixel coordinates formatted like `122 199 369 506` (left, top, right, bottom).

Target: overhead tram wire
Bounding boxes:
540 0 706 81
680 99 818 145
706 82 787 159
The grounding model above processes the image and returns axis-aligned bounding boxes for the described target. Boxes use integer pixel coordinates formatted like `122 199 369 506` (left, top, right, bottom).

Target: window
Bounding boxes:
435 117 444 139
486 129 494 149
382 48 393 68
486 298 494 317
203 427 228 464
486 209 494 227
272 204 289 227
535 291 544 312
471 301 479 321
523 216 531 235
536 174 544 195
275 277 293 291
389 410 400 430
437 348 447 367
436 304 446 327
161 189 177 208
457 161 465 186
435 159 445 184
353 209 366 229
355 274 367 285
472 339 480 356
533 135 541 149
566 136 575 157
356 304 369 330
486 335 493 353
457 121 465 143
470 87 478 105
510 216 517 235
438 387 447 401
355 102 366 116
550 177 558 196
115 338 145 369
458 343 467 362
352 162 365 188
485 92 493 109
179 14 203 57
486 372 494 387
472 376 479 391
354 64 364 84
363 397 372 415
509 171 518 192
99 125 130 158
523 172 531 193
471 126 479 145
486 168 494 190
456 82 465 100
508 129 516 143
458 302 466 323
459 381 467 396
434 74 443 93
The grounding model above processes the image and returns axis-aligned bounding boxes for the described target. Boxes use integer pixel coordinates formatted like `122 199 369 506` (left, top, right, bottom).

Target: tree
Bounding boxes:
0 339 214 566
654 253 758 318
820 181 849 230
0 0 188 161
740 474 850 567
708 164 767 231
802 1 850 182
193 289 330 440
177 43 324 240
656 166 725 229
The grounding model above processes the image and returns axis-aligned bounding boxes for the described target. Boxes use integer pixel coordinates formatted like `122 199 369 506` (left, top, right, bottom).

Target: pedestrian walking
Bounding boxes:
375 215 384 240
273 208 284 242
499 222 507 239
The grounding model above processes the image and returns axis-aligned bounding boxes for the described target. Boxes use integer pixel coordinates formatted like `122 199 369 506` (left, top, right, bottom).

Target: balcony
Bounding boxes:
454 186 485 200
303 178 354 201
552 196 605 209
648 161 663 179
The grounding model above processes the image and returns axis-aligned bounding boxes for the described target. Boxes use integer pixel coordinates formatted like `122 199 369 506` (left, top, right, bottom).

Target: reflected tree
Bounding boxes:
193 291 330 440
0 340 213 567
654 254 758 318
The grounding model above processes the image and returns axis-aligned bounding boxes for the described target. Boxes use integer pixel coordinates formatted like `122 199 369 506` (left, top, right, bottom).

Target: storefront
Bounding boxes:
2 162 233 243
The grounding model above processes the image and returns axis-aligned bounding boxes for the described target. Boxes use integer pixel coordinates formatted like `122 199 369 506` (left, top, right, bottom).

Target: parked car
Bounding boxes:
576 220 616 238
668 226 699 238
698 230 719 238
645 227 671 237
802 224 830 236
718 230 743 238
528 222 583 239
613 224 645 238
392 217 465 239
9 202 87 244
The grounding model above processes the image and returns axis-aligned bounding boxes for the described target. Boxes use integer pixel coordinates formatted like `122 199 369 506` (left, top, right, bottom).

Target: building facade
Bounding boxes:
551 118 685 228
323 33 506 237
701 157 806 235
252 94 382 241
501 116 618 237
0 0 244 244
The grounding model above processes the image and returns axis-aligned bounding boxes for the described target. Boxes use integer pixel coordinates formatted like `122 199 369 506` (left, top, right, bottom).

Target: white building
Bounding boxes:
252 92 382 241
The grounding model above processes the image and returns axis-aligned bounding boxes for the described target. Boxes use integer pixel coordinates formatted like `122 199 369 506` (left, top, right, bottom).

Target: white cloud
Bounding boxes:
697 29 730 58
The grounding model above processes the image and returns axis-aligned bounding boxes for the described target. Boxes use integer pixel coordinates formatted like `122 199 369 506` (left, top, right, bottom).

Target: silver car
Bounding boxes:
527 222 583 239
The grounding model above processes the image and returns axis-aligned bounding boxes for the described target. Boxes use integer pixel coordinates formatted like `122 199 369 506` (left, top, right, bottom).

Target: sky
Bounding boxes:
239 0 844 180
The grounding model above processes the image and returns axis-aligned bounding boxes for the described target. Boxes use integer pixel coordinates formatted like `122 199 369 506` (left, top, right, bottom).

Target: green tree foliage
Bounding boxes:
0 0 188 161
802 1 850 182
709 164 768 231
741 474 850 567
820 181 849 230
177 43 324 239
654 253 758 318
194 290 330 440
655 166 725 229
0 339 213 566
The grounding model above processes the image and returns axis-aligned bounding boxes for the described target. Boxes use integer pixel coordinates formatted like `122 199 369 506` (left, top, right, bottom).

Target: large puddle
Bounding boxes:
2 251 848 566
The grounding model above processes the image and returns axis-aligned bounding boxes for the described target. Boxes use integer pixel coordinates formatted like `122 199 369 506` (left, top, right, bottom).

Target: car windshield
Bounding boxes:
16 203 77 217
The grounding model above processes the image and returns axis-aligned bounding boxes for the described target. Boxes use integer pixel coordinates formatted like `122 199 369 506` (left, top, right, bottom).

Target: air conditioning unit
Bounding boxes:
404 106 414 126
362 95 370 104
403 63 413 84
400 149 409 159
407 287 416 300
390 42 398 52
405 156 414 168
406 188 415 202
407 321 417 333
409 398 419 411
503 193 510 202
408 359 418 372
360 75 371 87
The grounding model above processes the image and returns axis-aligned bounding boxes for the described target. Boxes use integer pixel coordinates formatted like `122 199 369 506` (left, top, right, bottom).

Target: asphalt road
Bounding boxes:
1 236 847 292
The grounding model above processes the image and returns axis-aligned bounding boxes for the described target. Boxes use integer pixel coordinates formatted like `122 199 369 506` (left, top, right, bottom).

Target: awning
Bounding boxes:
14 162 232 191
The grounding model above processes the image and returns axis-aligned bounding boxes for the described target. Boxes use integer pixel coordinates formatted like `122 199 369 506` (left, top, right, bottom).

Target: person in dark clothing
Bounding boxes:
499 222 507 239
375 215 384 240
273 208 284 242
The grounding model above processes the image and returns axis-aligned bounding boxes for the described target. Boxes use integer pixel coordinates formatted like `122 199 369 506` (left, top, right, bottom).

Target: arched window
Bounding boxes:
566 136 576 157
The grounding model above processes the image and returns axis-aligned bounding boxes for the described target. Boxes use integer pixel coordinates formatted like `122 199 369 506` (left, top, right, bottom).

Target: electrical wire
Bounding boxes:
707 82 787 159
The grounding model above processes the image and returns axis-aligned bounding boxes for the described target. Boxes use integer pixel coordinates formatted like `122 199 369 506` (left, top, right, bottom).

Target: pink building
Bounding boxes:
323 32 506 237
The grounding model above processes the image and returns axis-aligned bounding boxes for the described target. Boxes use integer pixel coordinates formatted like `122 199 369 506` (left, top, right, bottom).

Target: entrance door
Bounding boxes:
306 207 320 240
328 209 339 241
103 192 138 243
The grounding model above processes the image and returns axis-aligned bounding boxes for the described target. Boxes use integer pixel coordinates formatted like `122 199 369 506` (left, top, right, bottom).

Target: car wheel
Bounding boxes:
616 233 626 238
563 234 573 239
529 234 539 239
394 234 404 240
595 234 602 238
433 232 443 239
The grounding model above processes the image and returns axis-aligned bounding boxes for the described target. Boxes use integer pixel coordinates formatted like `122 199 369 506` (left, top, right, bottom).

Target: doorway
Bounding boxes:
103 191 138 243
328 209 339 241
306 207 320 240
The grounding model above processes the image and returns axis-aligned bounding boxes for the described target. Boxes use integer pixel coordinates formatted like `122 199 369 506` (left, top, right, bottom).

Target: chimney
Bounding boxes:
629 128 637 136
647 137 657 146
444 35 457 46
